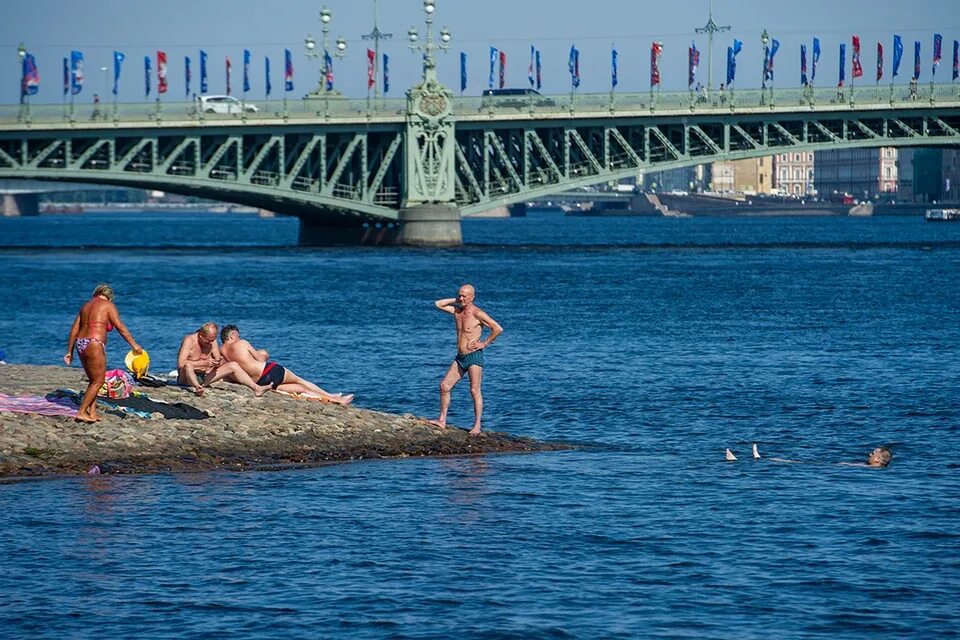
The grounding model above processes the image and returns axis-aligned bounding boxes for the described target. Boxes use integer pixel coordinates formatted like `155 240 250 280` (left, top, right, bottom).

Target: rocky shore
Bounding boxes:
0 365 568 479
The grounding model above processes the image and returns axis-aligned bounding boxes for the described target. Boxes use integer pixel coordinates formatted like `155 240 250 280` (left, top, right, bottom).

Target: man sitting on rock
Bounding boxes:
218 324 353 404
177 322 271 397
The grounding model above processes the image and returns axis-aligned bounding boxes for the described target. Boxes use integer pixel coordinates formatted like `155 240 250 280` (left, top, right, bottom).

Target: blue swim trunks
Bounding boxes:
455 349 484 371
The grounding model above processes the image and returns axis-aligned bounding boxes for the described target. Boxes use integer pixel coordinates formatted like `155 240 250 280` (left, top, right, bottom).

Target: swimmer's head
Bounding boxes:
457 284 475 305
220 324 240 343
867 446 892 468
92 283 115 301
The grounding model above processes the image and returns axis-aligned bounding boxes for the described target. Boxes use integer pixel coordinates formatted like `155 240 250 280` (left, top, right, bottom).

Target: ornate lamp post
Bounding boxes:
362 0 392 103
695 0 731 91
760 29 770 103
304 6 347 117
17 43 28 121
407 0 451 84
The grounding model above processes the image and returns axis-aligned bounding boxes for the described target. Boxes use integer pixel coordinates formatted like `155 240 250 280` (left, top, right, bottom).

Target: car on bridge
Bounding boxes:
480 88 557 110
197 95 259 115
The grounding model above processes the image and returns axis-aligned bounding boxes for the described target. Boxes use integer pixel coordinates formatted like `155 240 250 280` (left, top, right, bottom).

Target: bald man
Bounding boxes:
430 284 503 435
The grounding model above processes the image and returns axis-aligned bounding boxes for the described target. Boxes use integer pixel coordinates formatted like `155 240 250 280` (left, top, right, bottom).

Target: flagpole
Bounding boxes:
362 0 392 108
695 0 731 91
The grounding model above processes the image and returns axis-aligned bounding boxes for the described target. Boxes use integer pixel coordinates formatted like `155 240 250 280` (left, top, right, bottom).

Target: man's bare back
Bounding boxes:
220 337 267 379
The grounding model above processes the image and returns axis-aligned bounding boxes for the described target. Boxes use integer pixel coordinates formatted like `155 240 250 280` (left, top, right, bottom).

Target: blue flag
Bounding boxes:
933 33 942 76
812 37 821 82
324 50 333 90
265 56 271 96
284 49 294 92
913 41 921 80
200 50 208 93
460 51 467 92
489 47 497 90
70 50 84 96
529 45 535 88
764 39 780 83
184 56 191 97
892 36 903 78
612 46 619 88
63 57 69 96
243 49 251 93
144 55 151 97
21 53 39 98
113 51 125 96
801 44 808 86
569 44 580 88
383 54 389 94
726 39 742 86
839 43 846 85
535 49 542 90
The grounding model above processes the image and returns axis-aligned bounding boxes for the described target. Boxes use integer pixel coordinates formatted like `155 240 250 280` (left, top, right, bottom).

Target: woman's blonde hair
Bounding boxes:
92 283 115 301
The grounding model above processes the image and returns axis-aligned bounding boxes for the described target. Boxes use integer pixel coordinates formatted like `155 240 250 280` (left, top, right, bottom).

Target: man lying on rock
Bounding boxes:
177 322 271 397
218 324 353 404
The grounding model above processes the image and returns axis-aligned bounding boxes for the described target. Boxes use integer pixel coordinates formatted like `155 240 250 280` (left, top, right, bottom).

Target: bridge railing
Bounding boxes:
2 83 958 126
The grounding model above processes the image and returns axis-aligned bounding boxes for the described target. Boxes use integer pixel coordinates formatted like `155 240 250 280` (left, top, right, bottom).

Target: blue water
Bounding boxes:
1 212 959 638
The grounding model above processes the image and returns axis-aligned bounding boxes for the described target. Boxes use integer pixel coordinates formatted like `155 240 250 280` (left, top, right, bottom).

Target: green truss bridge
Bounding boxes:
2 82 959 245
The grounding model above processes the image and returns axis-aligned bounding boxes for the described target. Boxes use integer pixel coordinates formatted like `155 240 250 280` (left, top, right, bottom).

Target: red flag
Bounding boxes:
877 42 884 82
851 35 863 79
650 41 663 87
367 49 375 90
157 50 168 94
226 57 232 95
499 51 506 89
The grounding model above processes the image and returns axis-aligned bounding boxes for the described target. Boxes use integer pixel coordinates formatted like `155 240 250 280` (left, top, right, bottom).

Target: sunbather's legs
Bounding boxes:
277 369 353 404
203 362 271 396
178 363 206 396
78 343 106 422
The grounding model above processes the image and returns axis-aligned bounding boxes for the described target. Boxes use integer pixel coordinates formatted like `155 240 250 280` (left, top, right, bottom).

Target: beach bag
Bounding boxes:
99 369 134 399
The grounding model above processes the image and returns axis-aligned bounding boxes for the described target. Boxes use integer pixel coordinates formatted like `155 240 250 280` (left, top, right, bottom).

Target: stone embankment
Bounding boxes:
0 365 567 478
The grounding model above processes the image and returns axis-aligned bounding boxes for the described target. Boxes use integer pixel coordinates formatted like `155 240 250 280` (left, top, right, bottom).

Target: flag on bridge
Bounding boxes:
489 47 497 90
265 56 271 96
460 51 467 92
70 50 84 96
62 57 68 96
367 49 375 90
954 40 959 81
612 46 619 89
157 50 168 95
226 56 232 94
113 51 124 96
764 38 780 84
185 56 191 97
243 49 251 94
801 44 808 86
852 36 863 79
284 49 294 92
933 33 942 77
499 51 507 89
21 52 39 99
569 44 580 88
892 35 903 78
913 41 921 80
200 50 209 93
812 37 821 83
688 41 699 87
726 39 742 86
650 41 663 88
877 43 884 83
529 45 535 89
383 53 390 94
324 51 333 91
838 43 846 87
536 49 542 90
144 55 151 97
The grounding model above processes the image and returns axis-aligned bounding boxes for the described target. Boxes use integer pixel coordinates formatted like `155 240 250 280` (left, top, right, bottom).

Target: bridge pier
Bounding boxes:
2 193 39 217
398 205 462 247
298 217 402 246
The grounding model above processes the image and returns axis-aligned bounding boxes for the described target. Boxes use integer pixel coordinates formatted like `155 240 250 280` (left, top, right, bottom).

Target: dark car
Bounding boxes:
481 88 557 109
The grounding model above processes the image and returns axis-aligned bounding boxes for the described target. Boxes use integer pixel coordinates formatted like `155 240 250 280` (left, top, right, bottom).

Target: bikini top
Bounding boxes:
88 320 114 332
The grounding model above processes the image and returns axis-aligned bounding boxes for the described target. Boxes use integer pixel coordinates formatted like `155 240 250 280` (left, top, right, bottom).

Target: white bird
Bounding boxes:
752 443 761 459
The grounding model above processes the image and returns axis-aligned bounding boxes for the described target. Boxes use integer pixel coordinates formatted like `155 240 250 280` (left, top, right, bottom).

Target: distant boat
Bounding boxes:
925 209 960 222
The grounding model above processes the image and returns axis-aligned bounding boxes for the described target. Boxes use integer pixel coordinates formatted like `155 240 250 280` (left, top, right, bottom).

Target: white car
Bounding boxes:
197 95 259 114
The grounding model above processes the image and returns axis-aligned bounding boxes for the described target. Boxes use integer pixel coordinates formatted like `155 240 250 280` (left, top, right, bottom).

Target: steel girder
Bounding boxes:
455 108 960 215
0 124 405 220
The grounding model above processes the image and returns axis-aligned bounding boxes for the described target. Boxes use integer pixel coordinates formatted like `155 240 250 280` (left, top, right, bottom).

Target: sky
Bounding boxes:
2 0 958 105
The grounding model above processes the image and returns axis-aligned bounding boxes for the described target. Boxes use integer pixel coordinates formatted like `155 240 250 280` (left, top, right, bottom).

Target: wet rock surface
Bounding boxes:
0 365 570 478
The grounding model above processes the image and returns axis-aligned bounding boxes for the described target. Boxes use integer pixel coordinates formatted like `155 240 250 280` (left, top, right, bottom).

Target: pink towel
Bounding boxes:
0 392 79 417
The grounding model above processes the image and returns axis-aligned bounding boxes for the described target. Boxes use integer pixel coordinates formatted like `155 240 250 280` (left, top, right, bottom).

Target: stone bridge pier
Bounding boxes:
2 193 39 217
296 205 461 247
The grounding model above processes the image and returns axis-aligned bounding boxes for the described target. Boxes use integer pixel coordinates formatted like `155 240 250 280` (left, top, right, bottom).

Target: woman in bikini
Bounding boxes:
64 284 143 423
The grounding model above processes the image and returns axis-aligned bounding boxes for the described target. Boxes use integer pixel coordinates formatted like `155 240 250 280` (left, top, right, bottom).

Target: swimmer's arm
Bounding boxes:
244 341 268 362
435 298 458 314
176 335 193 368
64 313 81 364
108 304 142 354
476 310 503 349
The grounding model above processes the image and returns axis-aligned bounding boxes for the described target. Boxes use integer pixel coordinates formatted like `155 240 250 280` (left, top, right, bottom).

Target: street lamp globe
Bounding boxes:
320 7 331 24
440 27 451 44
408 27 419 43
760 29 769 48
17 43 26 60
305 36 316 51
424 0 435 14
336 36 347 53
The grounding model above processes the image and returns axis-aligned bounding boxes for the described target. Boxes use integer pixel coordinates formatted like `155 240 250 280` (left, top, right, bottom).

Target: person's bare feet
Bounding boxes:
254 384 272 397
469 425 482 436
338 394 354 405
428 418 447 428
193 386 205 397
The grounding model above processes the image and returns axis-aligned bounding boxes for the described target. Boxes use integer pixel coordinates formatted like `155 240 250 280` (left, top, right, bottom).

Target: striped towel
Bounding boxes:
0 392 79 417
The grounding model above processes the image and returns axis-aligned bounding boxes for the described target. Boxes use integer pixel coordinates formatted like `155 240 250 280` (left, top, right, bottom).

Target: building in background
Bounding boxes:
813 148 897 200
710 157 774 194
640 166 708 192
898 148 960 202
773 151 815 196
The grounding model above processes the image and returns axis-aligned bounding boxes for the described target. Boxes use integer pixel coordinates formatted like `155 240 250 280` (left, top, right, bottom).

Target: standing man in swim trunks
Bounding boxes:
218 325 354 405
177 323 271 397
430 284 503 435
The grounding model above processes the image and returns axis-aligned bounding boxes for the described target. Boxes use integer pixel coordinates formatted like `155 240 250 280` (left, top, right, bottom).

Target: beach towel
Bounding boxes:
0 392 78 417
52 389 152 419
